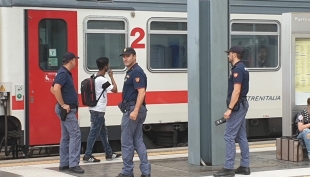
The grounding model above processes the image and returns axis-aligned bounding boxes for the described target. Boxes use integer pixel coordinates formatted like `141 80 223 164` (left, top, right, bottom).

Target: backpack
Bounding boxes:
292 110 303 137
80 74 105 107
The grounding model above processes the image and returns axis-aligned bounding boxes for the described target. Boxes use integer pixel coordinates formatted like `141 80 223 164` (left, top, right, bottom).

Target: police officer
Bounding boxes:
116 47 151 177
213 46 250 177
50 52 84 174
296 97 310 160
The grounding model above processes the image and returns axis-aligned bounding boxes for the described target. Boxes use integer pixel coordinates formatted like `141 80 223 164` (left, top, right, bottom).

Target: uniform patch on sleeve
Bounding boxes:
298 115 304 121
233 73 238 78
135 77 140 83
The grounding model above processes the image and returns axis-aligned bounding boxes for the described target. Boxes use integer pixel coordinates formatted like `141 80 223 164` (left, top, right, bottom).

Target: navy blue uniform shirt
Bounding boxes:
52 66 78 105
122 63 147 105
227 61 249 98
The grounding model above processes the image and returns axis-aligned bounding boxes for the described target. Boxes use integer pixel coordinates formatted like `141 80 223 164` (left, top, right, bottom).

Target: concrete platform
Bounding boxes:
0 145 310 177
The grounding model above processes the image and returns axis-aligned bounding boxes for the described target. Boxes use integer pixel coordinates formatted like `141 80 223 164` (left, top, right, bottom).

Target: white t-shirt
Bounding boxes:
88 74 114 112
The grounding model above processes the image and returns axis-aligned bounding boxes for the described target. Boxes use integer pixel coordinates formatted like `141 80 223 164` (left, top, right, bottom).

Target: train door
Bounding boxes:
26 10 78 146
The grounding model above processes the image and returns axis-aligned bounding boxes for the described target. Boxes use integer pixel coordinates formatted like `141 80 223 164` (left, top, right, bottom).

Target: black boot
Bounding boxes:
116 173 134 177
59 166 69 171
69 166 85 174
213 168 235 177
235 166 251 175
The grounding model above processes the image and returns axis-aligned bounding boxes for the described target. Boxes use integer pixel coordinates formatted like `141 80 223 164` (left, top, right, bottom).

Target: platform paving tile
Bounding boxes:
0 170 22 177
47 151 310 177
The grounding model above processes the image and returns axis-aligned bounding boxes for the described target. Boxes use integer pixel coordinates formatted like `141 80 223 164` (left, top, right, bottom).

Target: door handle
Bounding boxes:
30 96 34 103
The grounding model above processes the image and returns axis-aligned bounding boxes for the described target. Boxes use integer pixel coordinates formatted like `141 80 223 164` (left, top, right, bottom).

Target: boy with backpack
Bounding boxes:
81 57 121 162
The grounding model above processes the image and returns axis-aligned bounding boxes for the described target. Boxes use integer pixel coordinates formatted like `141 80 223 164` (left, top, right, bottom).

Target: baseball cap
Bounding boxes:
63 52 79 62
119 47 136 56
225 46 244 55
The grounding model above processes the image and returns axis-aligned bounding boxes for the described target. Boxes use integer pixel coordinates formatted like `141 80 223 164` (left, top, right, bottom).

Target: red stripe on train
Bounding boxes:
12 96 25 110
78 90 188 107
12 90 188 110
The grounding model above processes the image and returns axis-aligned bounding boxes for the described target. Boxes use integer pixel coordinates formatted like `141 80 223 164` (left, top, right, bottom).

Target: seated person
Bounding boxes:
257 46 270 67
297 97 310 159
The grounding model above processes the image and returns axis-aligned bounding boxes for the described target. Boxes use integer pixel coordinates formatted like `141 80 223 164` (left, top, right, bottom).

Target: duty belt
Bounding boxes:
124 100 136 106
239 97 247 101
118 100 136 113
60 103 79 109
57 103 78 109
69 104 79 109
239 97 247 106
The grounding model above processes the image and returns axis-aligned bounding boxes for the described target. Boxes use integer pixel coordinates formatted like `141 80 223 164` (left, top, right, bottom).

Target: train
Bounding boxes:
0 0 308 158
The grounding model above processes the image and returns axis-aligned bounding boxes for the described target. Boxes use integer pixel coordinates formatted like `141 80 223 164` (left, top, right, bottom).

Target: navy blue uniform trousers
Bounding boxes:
121 105 151 176
224 100 250 169
55 104 81 168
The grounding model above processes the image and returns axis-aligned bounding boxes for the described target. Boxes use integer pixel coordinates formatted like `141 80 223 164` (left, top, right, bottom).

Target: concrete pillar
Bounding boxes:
187 0 230 166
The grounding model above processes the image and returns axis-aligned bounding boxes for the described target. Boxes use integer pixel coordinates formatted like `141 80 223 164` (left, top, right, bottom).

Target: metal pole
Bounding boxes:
4 99 8 156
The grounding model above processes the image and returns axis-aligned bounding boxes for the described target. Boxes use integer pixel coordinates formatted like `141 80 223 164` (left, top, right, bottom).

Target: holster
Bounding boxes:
58 103 78 121
59 105 68 121
226 97 247 112
118 100 136 113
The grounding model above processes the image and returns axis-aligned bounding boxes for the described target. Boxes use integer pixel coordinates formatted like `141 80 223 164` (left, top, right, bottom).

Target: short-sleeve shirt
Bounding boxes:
52 66 78 105
122 63 147 105
88 74 114 112
298 108 310 125
227 61 249 98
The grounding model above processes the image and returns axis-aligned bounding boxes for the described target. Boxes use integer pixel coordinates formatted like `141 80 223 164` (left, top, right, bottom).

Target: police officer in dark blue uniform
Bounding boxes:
116 47 151 177
50 52 84 174
213 46 250 177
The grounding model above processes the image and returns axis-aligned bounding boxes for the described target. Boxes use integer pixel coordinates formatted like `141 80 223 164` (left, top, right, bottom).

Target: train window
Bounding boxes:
87 20 125 30
231 23 253 31
148 19 187 72
231 22 280 70
84 18 127 71
232 23 278 32
150 22 187 31
39 19 67 71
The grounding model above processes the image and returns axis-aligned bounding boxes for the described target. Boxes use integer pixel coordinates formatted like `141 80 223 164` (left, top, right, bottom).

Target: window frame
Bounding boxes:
83 16 129 73
230 20 281 72
147 17 188 73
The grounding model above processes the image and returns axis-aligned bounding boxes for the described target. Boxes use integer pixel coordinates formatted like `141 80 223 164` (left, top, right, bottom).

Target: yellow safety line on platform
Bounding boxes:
240 143 275 149
0 143 275 167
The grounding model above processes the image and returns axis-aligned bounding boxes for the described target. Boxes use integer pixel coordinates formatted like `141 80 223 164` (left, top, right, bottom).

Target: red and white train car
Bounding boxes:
0 0 189 156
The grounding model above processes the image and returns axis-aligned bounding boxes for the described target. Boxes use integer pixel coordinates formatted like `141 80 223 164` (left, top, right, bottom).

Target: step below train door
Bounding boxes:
26 10 78 146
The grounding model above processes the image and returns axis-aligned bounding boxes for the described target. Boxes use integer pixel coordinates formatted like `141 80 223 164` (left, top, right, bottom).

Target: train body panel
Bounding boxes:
230 14 283 120
76 8 188 127
0 7 26 130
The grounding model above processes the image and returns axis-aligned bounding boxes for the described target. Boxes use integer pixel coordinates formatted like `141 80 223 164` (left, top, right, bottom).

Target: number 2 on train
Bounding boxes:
131 27 145 48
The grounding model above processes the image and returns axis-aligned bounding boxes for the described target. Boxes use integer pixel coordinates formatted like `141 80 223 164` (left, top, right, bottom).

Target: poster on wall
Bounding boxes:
295 38 310 105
